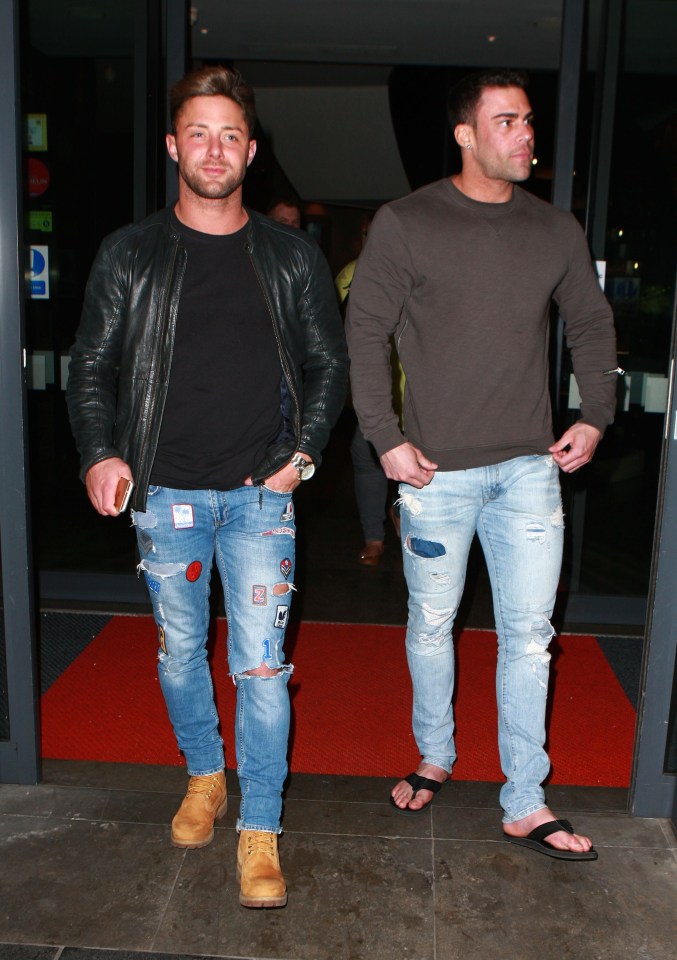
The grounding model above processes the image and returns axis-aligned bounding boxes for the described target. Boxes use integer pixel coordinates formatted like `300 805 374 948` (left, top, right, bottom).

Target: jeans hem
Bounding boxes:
501 802 548 824
421 756 454 775
185 765 225 778
237 820 283 834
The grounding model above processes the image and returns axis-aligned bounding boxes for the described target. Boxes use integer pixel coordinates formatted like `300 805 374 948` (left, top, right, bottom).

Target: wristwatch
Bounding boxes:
290 453 315 481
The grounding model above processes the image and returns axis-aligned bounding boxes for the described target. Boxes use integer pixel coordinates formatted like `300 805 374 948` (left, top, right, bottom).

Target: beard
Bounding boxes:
178 159 247 200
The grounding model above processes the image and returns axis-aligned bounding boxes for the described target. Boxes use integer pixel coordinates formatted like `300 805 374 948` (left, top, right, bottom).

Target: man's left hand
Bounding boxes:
549 423 602 473
244 463 300 493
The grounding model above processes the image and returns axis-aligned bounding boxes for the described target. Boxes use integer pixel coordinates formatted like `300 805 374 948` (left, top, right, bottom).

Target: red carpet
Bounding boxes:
41 618 635 786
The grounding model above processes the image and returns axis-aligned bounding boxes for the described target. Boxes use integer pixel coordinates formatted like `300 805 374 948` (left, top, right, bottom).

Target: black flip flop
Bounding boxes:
389 772 445 817
503 818 598 860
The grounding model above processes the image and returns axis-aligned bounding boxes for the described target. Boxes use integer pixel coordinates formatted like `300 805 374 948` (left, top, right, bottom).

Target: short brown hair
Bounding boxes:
447 69 529 129
169 64 256 136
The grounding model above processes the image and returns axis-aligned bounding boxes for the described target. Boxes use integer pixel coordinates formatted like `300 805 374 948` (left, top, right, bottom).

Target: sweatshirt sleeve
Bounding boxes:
345 206 414 456
554 216 619 433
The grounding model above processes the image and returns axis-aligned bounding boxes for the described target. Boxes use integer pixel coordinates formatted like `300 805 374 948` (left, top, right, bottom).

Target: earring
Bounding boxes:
465 143 472 150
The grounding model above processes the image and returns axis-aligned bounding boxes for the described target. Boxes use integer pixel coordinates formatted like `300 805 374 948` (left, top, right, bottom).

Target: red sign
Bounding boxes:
27 157 50 198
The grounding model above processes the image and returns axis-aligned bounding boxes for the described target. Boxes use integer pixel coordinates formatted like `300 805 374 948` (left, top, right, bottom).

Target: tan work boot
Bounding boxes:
237 830 288 908
171 771 227 849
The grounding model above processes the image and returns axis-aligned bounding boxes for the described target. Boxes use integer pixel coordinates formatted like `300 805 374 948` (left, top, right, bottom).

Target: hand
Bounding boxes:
549 423 602 473
244 462 300 493
380 443 438 488
85 457 133 516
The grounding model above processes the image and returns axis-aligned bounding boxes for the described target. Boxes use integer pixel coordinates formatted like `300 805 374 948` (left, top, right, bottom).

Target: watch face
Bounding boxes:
292 455 315 480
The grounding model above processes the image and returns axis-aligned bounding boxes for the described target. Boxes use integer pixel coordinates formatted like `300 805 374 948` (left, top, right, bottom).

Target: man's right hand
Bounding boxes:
85 457 133 516
380 442 437 488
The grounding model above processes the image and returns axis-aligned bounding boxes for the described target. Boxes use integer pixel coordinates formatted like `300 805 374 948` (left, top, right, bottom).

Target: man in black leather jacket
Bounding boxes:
67 65 347 909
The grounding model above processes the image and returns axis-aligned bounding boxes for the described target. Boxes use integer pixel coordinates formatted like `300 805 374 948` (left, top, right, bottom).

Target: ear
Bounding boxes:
166 133 178 163
246 138 257 167
454 123 473 151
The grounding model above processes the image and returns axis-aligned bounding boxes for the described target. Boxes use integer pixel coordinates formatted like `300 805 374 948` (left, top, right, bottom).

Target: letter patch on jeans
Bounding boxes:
172 504 194 529
280 501 294 522
274 604 289 629
252 585 267 605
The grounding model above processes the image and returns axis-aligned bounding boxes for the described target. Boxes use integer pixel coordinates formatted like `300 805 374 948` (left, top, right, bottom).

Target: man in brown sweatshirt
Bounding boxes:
346 69 619 860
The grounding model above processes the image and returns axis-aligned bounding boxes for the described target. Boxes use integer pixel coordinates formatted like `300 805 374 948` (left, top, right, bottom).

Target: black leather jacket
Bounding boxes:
66 207 348 512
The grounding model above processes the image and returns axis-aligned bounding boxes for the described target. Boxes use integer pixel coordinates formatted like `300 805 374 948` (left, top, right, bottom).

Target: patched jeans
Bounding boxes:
399 455 564 823
132 483 296 834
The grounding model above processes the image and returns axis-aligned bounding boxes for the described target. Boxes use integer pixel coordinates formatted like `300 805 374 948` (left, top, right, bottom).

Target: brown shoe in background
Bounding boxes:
237 830 288 908
358 539 384 566
171 771 227 849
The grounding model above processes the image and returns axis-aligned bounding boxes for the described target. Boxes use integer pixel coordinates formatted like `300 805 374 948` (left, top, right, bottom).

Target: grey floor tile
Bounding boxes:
433 805 501 841
0 815 185 951
60 951 237 960
282 795 431 839
153 831 435 959
100 787 188 828
0 947 62 960
433 807 672 850
0 784 110 823
0 785 58 818
433 839 677 960
42 759 190 793
283 772 399 804
543 783 629 813
581 813 673 849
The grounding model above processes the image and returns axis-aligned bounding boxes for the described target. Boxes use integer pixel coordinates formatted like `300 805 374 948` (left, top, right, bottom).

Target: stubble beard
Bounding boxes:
179 161 246 201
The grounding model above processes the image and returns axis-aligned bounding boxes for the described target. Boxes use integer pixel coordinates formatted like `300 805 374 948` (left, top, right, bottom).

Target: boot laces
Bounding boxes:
186 774 221 799
247 831 276 859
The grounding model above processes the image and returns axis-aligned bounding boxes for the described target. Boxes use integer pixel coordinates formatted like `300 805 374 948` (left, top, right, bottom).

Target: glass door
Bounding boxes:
558 0 677 627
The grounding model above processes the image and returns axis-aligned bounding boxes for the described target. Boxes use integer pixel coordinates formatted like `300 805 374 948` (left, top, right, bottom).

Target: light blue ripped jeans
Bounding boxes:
399 455 564 823
132 484 296 834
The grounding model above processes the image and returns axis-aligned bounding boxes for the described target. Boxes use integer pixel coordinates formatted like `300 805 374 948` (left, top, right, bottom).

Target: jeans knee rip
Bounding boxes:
405 536 446 558
526 506 564 542
399 492 422 516
550 504 565 527
525 620 554 687
429 571 451 586
137 559 186 578
132 509 158 529
273 582 296 595
416 629 448 647
421 602 453 628
233 663 294 682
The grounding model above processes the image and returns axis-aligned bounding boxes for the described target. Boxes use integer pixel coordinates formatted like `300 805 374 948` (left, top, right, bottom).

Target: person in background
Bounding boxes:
266 196 302 229
346 68 620 859
336 215 401 566
67 64 347 906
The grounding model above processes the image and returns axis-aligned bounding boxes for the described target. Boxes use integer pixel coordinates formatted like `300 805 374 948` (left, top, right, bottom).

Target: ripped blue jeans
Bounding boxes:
132 483 296 833
399 455 564 823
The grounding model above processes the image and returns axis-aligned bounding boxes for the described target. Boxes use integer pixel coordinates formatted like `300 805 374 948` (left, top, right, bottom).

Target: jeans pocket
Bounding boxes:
262 483 295 496
147 484 162 497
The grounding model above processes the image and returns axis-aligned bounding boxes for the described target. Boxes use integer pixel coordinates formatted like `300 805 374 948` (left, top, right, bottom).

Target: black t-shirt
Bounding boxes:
150 215 283 489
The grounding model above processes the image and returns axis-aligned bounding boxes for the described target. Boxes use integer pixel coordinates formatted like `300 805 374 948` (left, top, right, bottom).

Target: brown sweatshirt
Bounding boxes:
345 178 618 470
